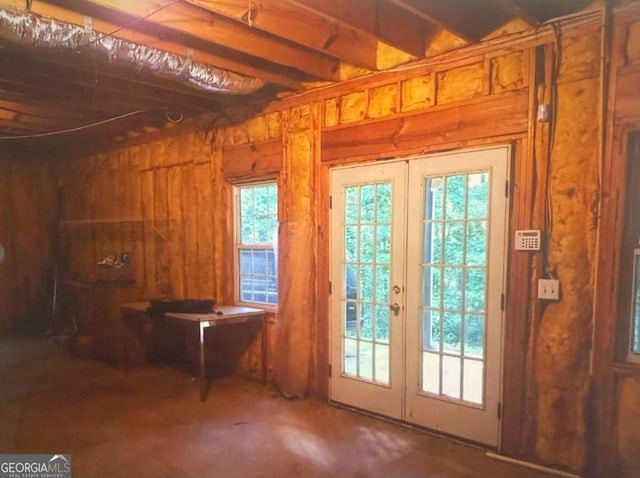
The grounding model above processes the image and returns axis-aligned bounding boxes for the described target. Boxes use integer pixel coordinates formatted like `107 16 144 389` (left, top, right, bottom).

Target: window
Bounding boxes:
235 182 278 306
631 250 640 360
620 133 640 363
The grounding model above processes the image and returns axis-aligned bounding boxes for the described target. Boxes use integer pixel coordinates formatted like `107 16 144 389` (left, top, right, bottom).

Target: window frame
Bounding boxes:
618 132 640 364
233 180 279 311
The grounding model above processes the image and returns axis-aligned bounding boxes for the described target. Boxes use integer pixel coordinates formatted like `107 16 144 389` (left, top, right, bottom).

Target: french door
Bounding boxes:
330 146 509 446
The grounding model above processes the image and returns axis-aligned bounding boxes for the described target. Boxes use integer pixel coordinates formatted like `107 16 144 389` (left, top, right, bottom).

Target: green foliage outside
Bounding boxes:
343 173 489 358
238 184 278 305
240 184 278 244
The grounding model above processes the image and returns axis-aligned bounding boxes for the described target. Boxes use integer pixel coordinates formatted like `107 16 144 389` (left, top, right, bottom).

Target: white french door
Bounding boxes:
329 161 406 419
330 146 509 446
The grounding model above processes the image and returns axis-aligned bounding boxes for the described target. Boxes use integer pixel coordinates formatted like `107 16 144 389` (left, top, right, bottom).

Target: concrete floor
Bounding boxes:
0 337 552 478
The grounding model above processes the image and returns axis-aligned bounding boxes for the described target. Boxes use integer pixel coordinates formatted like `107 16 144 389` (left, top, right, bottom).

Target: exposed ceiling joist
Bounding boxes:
390 0 513 42
290 0 436 58
0 53 219 113
0 0 594 147
491 0 541 26
60 0 341 81
0 109 79 131
0 0 303 89
185 0 381 70
509 0 591 23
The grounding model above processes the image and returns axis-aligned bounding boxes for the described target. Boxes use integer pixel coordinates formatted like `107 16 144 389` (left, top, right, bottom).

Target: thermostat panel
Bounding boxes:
515 230 541 251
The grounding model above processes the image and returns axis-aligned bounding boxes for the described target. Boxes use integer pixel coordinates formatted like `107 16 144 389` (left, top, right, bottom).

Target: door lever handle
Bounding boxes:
389 303 400 316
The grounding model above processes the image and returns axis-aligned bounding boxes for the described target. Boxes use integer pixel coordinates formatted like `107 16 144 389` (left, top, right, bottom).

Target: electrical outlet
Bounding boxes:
538 279 560 300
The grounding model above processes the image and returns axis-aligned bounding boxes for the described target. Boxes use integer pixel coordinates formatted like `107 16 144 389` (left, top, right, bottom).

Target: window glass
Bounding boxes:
631 251 640 357
237 183 278 306
622 134 640 363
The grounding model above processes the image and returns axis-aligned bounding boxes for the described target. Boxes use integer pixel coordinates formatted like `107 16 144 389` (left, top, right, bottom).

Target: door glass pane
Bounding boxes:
465 268 485 312
443 267 462 310
422 309 441 352
467 173 489 218
442 355 461 399
359 341 373 380
345 226 358 262
344 338 357 375
462 359 483 404
443 311 461 354
422 352 440 394
632 252 640 355
445 175 466 220
420 171 490 405
464 314 484 358
375 344 390 383
342 182 393 384
361 303 374 340
375 305 390 343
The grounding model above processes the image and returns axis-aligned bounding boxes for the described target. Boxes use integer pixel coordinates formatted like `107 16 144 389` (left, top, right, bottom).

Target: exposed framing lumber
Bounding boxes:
185 0 381 70
222 139 282 179
0 108 80 130
321 91 529 163
57 0 341 80
0 0 303 89
263 9 601 113
289 0 433 58
390 0 511 43
588 7 640 477
0 53 221 113
492 0 541 26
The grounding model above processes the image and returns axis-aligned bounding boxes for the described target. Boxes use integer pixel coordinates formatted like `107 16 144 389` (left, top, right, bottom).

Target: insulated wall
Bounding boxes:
0 153 58 334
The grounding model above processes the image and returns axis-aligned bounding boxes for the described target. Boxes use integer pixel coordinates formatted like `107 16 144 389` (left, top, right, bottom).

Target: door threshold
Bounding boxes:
329 399 496 452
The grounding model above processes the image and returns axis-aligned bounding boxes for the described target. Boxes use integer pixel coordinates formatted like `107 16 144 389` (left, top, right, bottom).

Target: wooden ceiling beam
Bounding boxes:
0 93 136 123
0 108 79 131
290 0 436 59
0 0 303 89
0 77 189 135
508 0 591 23
53 0 340 81
491 0 541 26
0 98 107 121
184 0 381 69
390 0 512 43
0 52 222 113
0 79 147 118
0 125 37 136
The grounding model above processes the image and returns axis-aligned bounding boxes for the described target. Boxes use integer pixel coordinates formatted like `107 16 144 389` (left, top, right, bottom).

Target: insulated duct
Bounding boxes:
0 7 265 95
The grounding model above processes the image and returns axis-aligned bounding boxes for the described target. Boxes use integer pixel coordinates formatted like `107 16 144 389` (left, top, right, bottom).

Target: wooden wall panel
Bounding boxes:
141 170 156 293
615 67 640 122
167 166 186 298
153 168 171 295
222 140 282 179
617 374 640 477
591 5 640 477
0 156 58 334
321 92 529 163
183 161 199 298
194 161 215 298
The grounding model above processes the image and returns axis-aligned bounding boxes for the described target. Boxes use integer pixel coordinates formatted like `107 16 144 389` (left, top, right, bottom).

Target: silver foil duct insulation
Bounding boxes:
0 7 265 95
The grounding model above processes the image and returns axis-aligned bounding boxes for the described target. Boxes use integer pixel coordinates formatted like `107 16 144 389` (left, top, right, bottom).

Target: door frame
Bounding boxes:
327 144 511 448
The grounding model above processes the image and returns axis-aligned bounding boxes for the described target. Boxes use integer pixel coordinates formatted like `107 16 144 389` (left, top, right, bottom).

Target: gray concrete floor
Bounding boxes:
0 337 552 478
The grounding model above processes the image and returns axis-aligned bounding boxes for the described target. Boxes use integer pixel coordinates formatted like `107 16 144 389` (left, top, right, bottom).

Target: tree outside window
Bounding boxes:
236 182 278 306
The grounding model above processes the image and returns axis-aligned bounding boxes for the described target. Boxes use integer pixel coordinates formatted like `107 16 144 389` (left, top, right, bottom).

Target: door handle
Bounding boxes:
392 285 401 294
389 303 401 316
